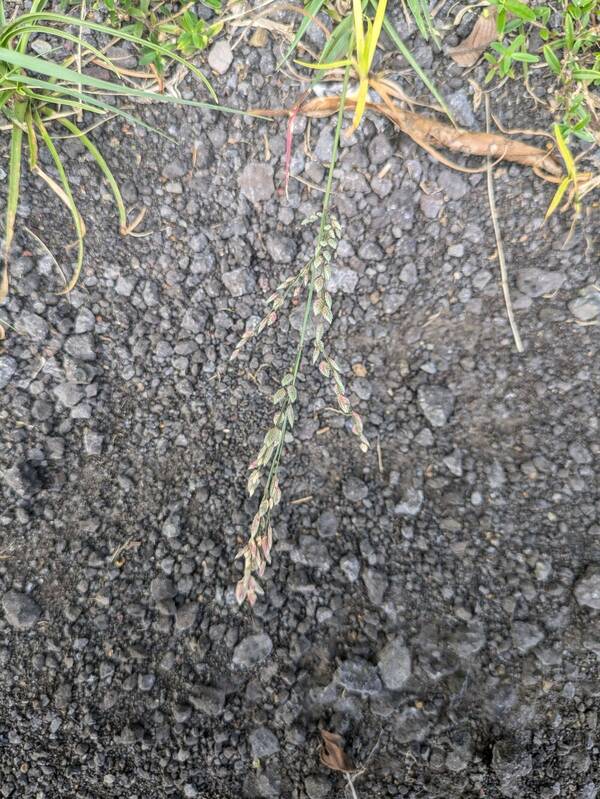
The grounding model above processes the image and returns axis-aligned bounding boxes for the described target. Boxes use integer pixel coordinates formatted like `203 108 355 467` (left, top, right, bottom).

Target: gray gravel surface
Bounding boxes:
1 4 600 798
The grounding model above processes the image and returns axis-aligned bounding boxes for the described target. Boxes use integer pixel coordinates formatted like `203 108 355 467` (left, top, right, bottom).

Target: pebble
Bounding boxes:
317 510 338 538
336 658 382 696
342 477 368 502
417 385 455 427
83 430 103 456
368 133 394 165
249 726 280 759
569 290 600 321
378 636 411 690
305 774 331 799
575 568 600 610
189 686 225 716
516 268 565 298
266 234 297 264
239 162 274 203
222 268 256 297
394 487 424 517
340 555 360 583
232 633 273 668
208 40 233 74
175 603 198 632
511 621 545 653
53 382 84 408
328 266 359 294
20 311 49 341
150 576 177 602
2 591 41 630
65 334 96 361
0 356 17 390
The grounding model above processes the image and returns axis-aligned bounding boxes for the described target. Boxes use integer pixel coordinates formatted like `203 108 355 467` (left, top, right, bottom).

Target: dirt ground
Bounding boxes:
1 5 600 798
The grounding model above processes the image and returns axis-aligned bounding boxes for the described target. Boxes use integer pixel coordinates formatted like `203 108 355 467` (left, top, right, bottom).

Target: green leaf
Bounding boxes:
573 68 600 81
512 52 540 63
543 44 561 74
58 116 127 232
505 0 536 21
377 7 452 122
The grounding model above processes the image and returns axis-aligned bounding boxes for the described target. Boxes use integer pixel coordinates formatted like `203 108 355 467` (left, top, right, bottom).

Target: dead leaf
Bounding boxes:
320 730 354 773
291 94 563 179
449 8 498 67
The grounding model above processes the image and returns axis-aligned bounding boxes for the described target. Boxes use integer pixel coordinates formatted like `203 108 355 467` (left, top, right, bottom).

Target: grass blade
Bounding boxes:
277 0 326 68
1 11 217 100
2 102 26 300
545 176 571 219
57 116 127 232
372 4 452 121
34 110 85 293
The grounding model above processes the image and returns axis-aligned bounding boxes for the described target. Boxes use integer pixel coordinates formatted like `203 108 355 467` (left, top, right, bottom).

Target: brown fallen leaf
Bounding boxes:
294 94 563 179
449 8 498 68
320 730 354 773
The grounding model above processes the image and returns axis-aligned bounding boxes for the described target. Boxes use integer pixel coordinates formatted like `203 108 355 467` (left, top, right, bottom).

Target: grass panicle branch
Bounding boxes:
233 67 371 607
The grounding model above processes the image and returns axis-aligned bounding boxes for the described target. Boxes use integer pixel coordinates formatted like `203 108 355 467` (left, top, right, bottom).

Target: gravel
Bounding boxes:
0 17 597 798
2 591 41 630
378 636 412 690
232 633 273 668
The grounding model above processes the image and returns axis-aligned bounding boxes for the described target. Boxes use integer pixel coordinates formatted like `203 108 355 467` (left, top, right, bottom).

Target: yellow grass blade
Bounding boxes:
350 78 370 132
545 176 571 220
554 124 576 179
367 0 388 69
352 0 365 56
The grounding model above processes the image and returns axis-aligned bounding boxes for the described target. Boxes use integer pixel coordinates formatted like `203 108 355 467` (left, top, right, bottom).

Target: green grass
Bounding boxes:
484 0 600 143
0 0 241 299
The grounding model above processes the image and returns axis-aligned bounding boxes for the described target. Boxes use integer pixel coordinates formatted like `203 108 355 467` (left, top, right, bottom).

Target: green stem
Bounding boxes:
262 66 351 505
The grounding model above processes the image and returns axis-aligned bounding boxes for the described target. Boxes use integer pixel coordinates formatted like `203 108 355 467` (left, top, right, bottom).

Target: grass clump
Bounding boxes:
0 0 236 299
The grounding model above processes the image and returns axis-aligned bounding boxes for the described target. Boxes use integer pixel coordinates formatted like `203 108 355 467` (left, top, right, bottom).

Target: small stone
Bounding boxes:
266 234 297 264
317 510 338 538
138 673 155 692
438 169 469 200
358 242 383 261
53 382 84 408
0 356 17 390
65 334 96 361
419 192 443 219
305 775 331 799
378 636 411 690
2 591 41 630
207 40 233 74
511 620 544 653
189 686 225 716
75 308 95 333
239 162 274 203
362 568 388 606
115 275 135 296
20 311 49 341
222 268 256 297
447 243 464 258
447 89 476 127
394 487 424 517
335 658 382 696
368 133 394 166
83 430 103 456
575 568 600 610
315 126 334 162
175 603 198 632
569 291 600 321
249 727 280 759
340 555 360 583
399 262 418 285
569 441 592 464
342 477 368 502
328 266 358 294
417 385 455 427
150 576 177 602
232 633 273 668
444 449 463 476
162 514 181 538
516 268 565 298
